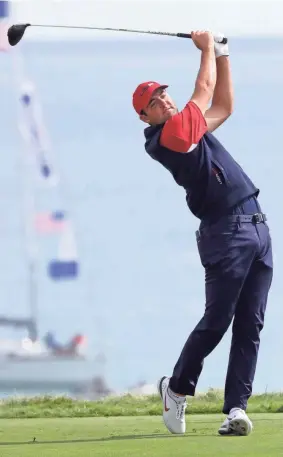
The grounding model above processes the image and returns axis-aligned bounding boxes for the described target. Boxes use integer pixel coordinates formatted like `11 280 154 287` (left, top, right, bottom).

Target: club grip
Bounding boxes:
176 33 192 39
177 32 228 44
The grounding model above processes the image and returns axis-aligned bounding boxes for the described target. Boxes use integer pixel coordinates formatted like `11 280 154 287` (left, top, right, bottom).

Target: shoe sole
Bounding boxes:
219 417 252 436
157 376 167 400
157 377 174 433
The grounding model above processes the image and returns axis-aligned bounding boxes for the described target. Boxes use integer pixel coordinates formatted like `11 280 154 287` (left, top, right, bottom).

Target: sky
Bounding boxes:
9 0 283 40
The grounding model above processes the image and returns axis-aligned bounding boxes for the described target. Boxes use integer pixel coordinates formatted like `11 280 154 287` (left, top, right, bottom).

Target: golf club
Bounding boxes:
7 23 228 47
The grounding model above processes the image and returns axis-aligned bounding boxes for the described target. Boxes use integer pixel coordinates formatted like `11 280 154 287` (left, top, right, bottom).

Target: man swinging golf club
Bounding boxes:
132 30 273 436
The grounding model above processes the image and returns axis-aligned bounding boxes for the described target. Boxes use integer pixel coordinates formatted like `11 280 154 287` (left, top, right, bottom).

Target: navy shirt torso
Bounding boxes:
144 124 259 223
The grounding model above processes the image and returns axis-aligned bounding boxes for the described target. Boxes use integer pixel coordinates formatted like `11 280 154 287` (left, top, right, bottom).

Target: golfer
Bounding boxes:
132 30 273 436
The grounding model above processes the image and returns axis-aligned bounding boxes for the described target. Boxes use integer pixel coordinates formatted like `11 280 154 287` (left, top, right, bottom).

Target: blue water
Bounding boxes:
0 36 282 394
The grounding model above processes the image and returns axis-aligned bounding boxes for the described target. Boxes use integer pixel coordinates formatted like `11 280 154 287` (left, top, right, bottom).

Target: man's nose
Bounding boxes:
159 99 168 108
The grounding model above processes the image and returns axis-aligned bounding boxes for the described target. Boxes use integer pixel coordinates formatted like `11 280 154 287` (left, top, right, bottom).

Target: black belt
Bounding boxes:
196 212 267 238
227 213 267 224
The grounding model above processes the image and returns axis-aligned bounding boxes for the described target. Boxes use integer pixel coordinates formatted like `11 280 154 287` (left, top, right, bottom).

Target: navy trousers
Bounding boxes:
169 196 273 414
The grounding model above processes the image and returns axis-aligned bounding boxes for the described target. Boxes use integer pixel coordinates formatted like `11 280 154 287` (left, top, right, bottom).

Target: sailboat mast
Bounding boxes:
12 50 39 343
27 252 38 342
22 125 39 343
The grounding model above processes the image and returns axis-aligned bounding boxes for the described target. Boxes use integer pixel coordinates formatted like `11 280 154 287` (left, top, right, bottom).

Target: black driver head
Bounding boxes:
7 23 31 46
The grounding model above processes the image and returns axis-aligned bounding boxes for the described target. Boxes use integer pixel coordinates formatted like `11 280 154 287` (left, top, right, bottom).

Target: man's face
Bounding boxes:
140 88 178 125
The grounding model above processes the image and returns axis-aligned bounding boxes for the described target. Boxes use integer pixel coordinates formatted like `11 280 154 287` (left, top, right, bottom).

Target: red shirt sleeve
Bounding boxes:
160 101 208 153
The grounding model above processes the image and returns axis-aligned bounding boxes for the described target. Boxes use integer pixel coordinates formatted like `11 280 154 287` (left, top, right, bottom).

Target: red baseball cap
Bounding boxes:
132 81 168 115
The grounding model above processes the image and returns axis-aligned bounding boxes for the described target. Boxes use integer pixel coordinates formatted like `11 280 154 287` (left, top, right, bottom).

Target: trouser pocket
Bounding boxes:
196 220 240 268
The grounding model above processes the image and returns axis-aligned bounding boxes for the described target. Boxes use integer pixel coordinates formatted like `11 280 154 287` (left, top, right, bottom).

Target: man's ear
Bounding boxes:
139 113 150 124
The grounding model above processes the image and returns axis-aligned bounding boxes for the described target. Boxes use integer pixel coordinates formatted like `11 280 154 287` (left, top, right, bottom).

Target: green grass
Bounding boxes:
0 415 282 456
1 390 282 418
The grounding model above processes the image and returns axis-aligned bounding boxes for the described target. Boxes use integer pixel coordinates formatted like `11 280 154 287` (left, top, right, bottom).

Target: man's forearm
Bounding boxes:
195 48 216 93
190 47 216 113
211 56 234 113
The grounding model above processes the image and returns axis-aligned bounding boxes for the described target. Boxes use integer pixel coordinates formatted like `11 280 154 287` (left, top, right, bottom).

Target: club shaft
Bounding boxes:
31 24 186 37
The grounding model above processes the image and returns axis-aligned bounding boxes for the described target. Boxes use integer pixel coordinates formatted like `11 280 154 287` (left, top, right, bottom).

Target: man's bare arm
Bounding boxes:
204 33 233 132
190 32 216 114
190 39 216 114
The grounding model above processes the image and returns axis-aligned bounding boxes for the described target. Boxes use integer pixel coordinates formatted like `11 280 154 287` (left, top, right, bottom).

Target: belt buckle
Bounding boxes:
253 213 263 224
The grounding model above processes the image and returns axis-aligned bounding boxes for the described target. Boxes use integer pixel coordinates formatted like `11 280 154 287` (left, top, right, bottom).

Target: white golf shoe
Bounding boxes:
218 407 253 436
157 376 187 434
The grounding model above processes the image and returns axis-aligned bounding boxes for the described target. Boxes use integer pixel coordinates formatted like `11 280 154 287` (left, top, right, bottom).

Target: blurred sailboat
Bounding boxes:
0 1 108 397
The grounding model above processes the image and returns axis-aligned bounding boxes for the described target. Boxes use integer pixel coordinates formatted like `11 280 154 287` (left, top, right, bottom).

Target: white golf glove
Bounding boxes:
213 32 229 58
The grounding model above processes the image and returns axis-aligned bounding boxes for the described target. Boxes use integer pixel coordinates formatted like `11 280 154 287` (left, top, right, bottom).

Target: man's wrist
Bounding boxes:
202 46 215 55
